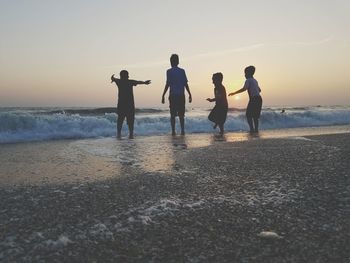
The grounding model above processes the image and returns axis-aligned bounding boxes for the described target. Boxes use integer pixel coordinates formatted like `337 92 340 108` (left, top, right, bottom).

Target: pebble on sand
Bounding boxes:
258 231 282 239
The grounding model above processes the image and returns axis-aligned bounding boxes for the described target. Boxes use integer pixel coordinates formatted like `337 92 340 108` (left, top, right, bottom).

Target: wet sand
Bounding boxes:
0 127 349 262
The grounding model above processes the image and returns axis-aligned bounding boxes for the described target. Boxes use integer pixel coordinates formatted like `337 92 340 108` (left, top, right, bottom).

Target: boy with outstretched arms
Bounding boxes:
111 70 151 139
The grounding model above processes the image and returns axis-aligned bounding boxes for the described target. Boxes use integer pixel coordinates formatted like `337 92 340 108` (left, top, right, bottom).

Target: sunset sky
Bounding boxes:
1 0 349 108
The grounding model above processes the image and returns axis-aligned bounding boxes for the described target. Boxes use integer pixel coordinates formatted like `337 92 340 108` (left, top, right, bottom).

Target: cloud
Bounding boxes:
107 36 333 69
285 35 333 46
186 43 265 60
107 43 264 69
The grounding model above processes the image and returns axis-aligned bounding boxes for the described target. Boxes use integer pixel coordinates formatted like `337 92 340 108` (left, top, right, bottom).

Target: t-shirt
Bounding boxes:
243 77 261 98
214 85 228 107
115 79 138 109
166 66 188 96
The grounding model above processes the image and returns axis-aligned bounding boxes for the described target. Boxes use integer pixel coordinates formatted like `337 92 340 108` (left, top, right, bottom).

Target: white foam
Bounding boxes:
139 215 153 225
89 223 114 241
1 106 350 143
45 235 73 247
290 136 315 141
183 200 205 208
258 231 282 239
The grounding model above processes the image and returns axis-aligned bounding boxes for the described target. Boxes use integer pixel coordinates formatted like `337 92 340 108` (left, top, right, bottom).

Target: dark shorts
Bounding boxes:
169 95 185 117
208 104 228 125
117 106 135 124
246 96 262 118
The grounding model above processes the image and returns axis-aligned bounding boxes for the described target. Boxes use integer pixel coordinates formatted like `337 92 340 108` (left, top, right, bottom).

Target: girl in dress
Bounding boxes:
207 72 228 135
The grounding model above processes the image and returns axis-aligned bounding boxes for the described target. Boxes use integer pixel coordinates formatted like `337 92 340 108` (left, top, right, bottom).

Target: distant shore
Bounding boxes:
0 129 349 262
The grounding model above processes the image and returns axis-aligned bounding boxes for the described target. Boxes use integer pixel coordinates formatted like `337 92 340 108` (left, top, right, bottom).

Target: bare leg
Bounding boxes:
247 117 254 133
179 116 185 135
127 114 135 139
171 116 176 135
253 118 259 133
117 115 124 139
219 124 224 135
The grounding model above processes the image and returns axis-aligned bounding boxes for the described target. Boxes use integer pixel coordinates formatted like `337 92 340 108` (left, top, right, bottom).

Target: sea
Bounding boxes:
0 105 350 144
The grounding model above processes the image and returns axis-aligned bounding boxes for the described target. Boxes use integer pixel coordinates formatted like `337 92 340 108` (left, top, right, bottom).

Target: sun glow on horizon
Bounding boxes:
0 1 349 107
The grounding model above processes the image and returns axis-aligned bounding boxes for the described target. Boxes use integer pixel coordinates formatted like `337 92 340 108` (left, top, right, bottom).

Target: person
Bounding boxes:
228 66 262 133
111 70 151 139
206 72 228 135
161 54 192 135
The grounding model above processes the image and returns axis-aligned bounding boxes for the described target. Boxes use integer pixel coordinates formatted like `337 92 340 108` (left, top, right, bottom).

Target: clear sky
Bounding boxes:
1 0 349 108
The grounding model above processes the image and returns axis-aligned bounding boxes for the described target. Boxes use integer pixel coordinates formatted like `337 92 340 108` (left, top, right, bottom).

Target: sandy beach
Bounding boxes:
2 0 350 261
1 127 349 262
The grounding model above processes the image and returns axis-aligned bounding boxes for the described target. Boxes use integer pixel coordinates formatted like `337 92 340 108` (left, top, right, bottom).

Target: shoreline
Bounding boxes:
0 131 349 262
1 123 350 146
1 123 350 144
0 125 349 187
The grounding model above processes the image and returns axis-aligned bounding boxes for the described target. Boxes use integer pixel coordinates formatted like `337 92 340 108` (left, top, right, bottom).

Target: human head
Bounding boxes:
244 66 255 78
212 72 223 85
119 70 129 80
170 54 179 67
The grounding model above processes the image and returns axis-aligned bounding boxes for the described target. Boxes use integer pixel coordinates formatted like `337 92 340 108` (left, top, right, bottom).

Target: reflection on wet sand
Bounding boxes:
3 125 349 186
130 136 176 173
0 140 121 186
71 126 350 177
74 136 188 174
129 135 192 173
74 133 258 175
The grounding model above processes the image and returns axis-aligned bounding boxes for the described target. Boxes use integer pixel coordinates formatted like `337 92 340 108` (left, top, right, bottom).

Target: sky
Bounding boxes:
0 0 349 108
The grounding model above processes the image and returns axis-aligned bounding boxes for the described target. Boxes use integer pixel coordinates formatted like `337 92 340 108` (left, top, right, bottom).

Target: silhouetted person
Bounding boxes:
207 72 228 135
228 66 262 133
161 54 192 135
111 70 151 139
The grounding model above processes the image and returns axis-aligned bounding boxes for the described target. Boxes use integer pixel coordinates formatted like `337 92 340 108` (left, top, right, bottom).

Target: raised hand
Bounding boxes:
145 80 151 85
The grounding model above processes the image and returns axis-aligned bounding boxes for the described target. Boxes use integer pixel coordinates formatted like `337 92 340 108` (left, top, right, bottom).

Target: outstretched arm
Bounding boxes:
111 74 117 83
228 87 246 96
185 84 192 103
161 83 169 104
134 80 151 86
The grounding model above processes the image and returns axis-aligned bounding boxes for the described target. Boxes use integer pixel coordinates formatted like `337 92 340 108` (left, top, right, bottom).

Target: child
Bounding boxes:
228 66 262 133
161 54 192 136
207 72 228 135
111 70 151 139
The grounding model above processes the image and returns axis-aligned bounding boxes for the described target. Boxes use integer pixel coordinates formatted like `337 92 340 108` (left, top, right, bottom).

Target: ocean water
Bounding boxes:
0 106 350 144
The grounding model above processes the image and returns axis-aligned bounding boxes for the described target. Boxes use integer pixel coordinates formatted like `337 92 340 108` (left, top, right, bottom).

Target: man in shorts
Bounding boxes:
161 54 192 135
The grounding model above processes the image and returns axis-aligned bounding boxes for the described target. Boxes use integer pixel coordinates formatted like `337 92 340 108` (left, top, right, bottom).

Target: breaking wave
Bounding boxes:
0 106 349 143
